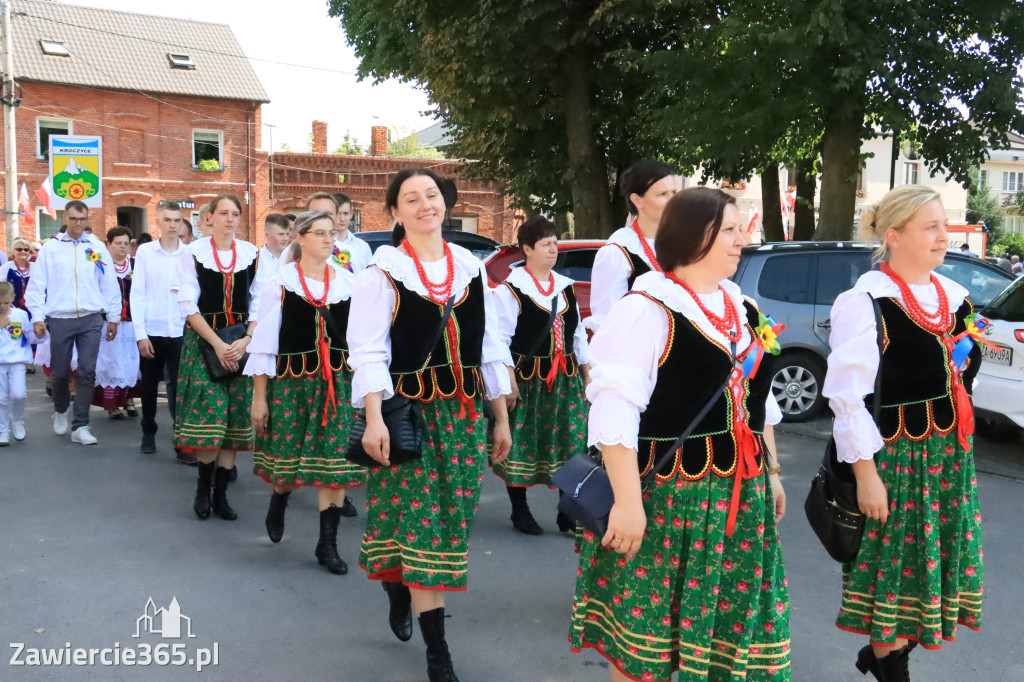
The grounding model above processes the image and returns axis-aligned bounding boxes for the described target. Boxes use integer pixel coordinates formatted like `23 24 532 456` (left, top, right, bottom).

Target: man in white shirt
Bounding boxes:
256 214 292 276
305 192 372 273
132 201 190 458
25 200 121 445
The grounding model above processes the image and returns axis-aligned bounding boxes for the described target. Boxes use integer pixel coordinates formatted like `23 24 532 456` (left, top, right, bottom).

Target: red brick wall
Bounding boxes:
0 81 264 245
312 121 328 154
369 126 388 157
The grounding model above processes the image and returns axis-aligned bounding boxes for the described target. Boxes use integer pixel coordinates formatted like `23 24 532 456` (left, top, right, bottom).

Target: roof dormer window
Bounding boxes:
167 53 195 70
40 40 69 57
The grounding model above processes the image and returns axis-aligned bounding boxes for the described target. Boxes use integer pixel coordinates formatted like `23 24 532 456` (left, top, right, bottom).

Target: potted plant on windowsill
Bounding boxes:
196 159 223 172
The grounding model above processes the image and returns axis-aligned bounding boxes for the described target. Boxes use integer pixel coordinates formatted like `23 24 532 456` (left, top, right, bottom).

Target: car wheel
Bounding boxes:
770 352 827 423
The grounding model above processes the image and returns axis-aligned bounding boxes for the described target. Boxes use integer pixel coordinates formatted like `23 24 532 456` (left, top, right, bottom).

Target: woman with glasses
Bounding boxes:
246 211 366 574
175 194 269 521
0 238 34 315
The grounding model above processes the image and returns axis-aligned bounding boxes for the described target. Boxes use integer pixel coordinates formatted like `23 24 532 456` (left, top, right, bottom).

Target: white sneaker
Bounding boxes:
0 432 9 446
52 411 69 435
11 421 25 441
70 425 97 445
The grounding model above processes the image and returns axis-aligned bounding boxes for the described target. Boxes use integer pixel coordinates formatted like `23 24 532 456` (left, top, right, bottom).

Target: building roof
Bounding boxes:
415 121 455 149
11 0 269 102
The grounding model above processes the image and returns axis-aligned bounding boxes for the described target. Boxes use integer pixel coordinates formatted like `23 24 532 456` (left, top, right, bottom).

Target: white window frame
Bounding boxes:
36 117 72 159
1003 171 1024 193
902 162 919 185
978 170 987 191
36 207 64 240
192 129 223 168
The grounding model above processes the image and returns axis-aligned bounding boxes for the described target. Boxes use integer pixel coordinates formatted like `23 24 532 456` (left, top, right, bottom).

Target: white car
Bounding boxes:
972 277 1024 433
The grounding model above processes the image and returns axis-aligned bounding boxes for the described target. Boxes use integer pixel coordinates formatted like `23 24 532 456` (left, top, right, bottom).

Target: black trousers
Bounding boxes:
139 336 183 435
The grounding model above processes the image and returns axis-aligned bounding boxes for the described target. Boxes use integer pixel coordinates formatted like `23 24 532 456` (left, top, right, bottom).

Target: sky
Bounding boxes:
69 0 437 152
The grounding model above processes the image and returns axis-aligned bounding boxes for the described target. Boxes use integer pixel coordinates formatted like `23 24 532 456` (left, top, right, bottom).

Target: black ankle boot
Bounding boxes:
418 607 460 682
856 642 914 682
382 581 413 641
314 506 347 575
265 491 291 543
507 486 543 535
212 467 237 520
193 462 215 519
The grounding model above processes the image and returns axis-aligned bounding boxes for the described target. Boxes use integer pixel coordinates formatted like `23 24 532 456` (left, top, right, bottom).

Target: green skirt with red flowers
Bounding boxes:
175 329 253 452
359 395 486 591
836 430 983 649
493 369 588 487
570 471 791 682
253 372 366 489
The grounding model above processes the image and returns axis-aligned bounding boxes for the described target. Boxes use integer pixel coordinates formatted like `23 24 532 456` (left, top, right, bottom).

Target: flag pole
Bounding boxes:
2 0 18 253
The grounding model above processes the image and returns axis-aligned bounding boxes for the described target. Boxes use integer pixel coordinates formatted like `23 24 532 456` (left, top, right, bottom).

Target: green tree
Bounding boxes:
333 130 366 156
966 168 1004 232
993 232 1024 259
387 130 445 159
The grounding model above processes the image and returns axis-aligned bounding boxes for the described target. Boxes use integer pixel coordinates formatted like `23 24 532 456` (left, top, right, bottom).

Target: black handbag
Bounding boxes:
553 342 737 536
198 322 250 382
804 297 884 563
344 295 455 467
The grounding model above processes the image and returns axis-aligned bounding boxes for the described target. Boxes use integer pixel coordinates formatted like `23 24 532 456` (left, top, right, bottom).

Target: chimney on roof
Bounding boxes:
312 121 328 154
370 126 388 157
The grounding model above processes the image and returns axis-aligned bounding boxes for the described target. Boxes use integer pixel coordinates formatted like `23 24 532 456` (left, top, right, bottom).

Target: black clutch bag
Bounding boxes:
197 322 250 382
804 438 864 562
553 343 736 536
345 394 425 467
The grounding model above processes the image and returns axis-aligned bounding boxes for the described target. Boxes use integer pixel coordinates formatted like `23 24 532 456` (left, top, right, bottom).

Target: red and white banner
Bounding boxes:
18 184 34 227
35 178 57 219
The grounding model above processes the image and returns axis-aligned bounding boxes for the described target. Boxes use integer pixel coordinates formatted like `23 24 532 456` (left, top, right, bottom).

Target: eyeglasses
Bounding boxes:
310 229 338 240
13 247 29 252
66 217 89 224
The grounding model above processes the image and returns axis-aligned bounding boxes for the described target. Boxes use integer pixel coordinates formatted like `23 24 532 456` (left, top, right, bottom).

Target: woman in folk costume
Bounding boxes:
175 194 269 521
0 237 33 315
92 226 140 418
347 168 512 682
586 160 679 333
823 186 985 682
247 211 366 575
492 216 591 534
570 187 790 682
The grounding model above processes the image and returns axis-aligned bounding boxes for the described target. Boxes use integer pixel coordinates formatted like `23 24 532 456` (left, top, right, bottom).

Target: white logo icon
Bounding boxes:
133 597 196 639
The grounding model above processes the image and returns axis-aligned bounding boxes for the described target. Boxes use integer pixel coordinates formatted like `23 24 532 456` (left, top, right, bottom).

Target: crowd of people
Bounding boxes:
4 164 988 682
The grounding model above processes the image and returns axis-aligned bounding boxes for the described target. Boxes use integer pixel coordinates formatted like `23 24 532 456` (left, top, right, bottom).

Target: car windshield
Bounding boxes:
935 259 1012 307
981 277 1024 322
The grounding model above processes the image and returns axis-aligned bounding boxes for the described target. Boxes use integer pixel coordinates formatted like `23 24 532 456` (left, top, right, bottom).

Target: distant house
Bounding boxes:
978 131 1024 236
3 0 270 241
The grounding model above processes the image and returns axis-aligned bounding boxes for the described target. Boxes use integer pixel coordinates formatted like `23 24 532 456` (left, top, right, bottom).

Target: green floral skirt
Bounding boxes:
359 395 486 591
253 372 366 489
175 329 253 452
493 370 587 487
836 430 983 649
570 471 791 682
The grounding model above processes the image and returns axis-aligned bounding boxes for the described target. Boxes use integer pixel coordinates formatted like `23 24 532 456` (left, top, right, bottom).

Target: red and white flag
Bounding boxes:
35 178 56 219
18 183 33 226
746 203 759 235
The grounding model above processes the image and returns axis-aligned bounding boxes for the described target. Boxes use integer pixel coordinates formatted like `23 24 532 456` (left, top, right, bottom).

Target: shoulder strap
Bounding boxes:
520 295 559 359
420 295 456 371
641 341 737 487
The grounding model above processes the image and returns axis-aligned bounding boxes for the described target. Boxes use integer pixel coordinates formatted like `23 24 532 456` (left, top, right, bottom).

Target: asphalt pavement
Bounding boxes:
1 373 1022 681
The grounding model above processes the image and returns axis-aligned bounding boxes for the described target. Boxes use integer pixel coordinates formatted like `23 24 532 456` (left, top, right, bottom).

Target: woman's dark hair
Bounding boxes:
105 226 133 243
654 187 736 271
385 167 444 247
620 160 674 215
137 232 153 245
209 193 242 214
517 216 558 249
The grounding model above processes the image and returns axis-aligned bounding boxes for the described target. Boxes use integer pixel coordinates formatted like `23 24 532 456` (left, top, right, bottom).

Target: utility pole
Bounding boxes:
2 0 17 253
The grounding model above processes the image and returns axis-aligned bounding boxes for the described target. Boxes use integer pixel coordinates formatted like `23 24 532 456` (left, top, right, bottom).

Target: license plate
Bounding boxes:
981 343 1013 367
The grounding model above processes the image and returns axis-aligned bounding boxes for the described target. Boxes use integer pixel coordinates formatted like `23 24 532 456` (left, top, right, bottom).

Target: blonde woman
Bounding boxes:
823 186 985 682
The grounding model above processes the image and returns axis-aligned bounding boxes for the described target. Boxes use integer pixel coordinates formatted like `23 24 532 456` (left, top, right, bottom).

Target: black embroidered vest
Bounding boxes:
506 281 581 381
386 272 485 402
275 288 351 378
615 243 653 291
635 295 772 480
117 263 133 322
194 255 258 329
870 297 980 442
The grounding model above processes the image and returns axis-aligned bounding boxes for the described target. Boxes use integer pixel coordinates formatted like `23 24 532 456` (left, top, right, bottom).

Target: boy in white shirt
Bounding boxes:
0 281 44 445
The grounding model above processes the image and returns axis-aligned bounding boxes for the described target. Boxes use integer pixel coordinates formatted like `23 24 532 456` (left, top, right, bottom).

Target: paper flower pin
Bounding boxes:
743 313 785 378
84 248 106 273
332 246 353 273
7 322 26 346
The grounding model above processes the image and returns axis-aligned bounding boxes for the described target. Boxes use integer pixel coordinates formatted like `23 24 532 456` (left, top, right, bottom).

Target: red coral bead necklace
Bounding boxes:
880 261 951 334
525 266 555 296
403 238 454 303
211 239 237 273
296 261 331 307
631 217 663 274
666 271 742 343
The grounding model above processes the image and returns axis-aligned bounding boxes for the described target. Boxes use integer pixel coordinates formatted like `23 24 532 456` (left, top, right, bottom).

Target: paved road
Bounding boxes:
2 374 1021 681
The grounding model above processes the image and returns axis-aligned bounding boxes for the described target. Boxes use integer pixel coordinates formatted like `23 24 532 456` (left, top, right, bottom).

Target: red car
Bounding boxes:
483 239 606 319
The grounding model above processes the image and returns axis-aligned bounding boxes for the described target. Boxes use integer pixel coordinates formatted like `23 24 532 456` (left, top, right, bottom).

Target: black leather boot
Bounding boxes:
140 432 156 454
507 486 543 535
193 461 214 519
265 491 291 543
314 506 347 574
212 467 237 520
418 607 460 682
340 496 358 517
856 642 915 682
382 581 413 641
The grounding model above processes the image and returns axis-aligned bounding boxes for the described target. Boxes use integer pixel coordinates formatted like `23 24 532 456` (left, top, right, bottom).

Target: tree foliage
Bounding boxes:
333 130 366 156
966 168 1004 231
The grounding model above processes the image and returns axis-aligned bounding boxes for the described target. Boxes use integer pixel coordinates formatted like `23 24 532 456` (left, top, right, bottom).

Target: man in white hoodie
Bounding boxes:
25 200 121 445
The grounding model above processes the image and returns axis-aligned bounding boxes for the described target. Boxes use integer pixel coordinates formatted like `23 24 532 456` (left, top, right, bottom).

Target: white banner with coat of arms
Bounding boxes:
48 135 103 209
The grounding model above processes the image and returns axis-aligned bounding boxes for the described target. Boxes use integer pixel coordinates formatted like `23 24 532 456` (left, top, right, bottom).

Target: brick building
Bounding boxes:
268 122 515 245
1 0 269 243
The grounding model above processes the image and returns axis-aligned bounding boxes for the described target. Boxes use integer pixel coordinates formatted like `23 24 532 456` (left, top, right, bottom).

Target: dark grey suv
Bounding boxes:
732 242 1015 422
